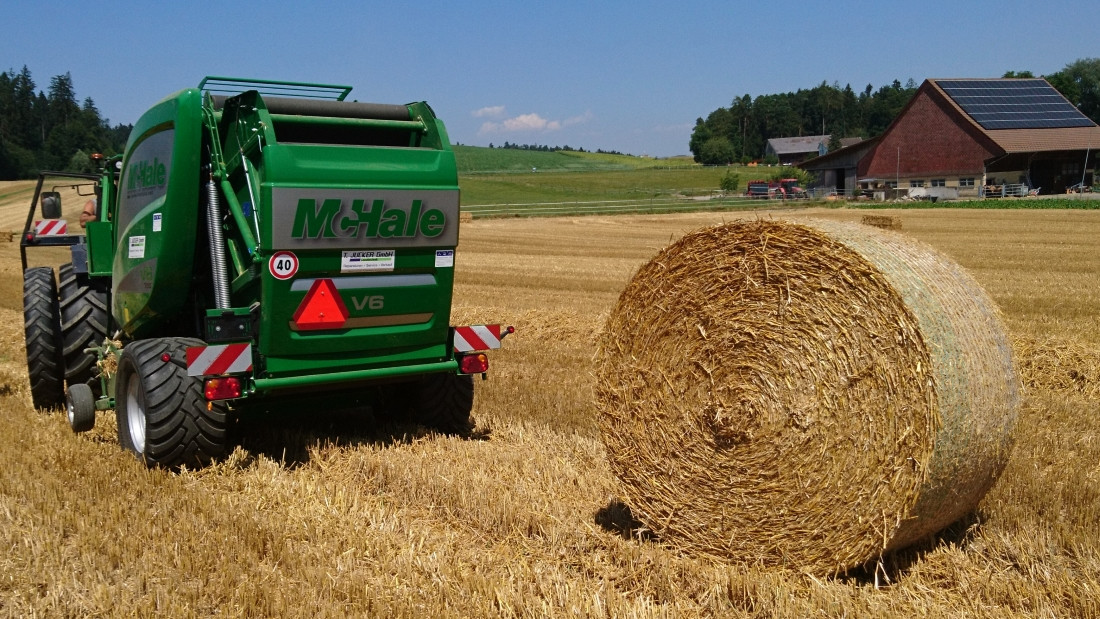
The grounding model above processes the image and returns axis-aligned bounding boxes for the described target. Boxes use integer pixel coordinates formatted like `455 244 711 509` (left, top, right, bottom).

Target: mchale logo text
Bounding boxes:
292 198 446 240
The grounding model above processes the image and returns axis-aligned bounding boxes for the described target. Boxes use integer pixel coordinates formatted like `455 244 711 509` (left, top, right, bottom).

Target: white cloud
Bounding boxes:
508 113 558 131
477 110 592 135
472 105 506 118
562 111 594 127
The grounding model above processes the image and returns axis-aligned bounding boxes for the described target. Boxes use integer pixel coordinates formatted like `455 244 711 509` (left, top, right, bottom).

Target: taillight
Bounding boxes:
204 377 242 400
458 353 489 374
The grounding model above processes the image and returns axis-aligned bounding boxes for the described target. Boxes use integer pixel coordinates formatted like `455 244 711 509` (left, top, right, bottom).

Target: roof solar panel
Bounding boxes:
938 79 1095 130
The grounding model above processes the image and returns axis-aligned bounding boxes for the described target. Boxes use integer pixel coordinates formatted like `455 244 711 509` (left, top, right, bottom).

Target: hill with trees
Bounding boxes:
0 66 131 180
690 58 1100 165
690 79 918 166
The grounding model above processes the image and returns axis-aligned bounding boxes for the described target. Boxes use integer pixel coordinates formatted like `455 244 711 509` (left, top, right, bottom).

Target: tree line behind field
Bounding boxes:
690 58 1100 165
481 142 628 157
0 66 131 180
5 59 1098 178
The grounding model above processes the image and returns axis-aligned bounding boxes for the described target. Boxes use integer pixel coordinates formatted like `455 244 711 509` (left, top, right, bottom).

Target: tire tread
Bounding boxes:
116 338 228 468
414 373 475 434
58 263 108 389
23 267 64 409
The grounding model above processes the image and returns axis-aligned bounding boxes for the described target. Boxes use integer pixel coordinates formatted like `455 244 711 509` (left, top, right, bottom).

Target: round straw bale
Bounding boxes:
595 219 1019 574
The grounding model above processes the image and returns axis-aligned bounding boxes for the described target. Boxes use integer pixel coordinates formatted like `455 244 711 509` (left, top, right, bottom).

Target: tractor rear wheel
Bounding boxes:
115 338 229 468
59 263 108 392
23 267 65 409
413 372 474 434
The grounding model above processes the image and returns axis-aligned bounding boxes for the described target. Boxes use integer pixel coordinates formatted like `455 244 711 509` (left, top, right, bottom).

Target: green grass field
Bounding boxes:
455 145 783 207
453 146 1100 214
453 145 696 174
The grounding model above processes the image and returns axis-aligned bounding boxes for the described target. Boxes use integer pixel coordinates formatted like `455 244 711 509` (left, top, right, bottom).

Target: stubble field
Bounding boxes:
1 205 1098 616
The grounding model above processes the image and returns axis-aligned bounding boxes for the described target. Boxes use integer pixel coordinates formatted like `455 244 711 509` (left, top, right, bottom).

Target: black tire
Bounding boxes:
413 372 474 435
115 337 229 468
58 263 108 391
23 267 65 409
66 383 96 433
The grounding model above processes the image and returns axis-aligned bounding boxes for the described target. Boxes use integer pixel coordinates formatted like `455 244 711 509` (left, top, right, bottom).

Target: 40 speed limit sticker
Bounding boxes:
269 251 299 280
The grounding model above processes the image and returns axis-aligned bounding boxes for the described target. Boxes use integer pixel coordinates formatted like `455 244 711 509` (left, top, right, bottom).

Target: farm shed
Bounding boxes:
792 136 880 197
765 135 862 166
799 78 1100 197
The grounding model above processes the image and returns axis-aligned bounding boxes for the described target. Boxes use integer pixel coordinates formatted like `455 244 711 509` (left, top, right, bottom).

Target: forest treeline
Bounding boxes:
4 61 1099 176
484 142 627 156
0 66 131 180
689 58 1100 165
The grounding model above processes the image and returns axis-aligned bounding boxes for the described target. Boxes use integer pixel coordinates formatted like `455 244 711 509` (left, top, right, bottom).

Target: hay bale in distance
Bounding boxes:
861 214 901 230
595 219 1019 574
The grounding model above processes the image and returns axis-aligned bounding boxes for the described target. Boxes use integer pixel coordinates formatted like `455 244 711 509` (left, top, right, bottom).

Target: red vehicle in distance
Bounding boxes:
745 178 807 199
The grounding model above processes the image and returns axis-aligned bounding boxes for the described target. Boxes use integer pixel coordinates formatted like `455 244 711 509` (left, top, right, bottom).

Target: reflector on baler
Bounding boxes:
290 279 349 331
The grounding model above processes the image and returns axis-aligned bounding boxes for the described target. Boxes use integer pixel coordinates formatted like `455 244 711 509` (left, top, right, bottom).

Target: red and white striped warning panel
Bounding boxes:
453 325 505 352
34 219 68 236
185 343 253 377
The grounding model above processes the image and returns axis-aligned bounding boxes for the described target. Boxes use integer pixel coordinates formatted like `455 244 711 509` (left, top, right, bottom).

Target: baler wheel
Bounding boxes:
66 383 96 433
23 267 65 409
413 372 474 434
115 338 229 468
58 263 109 392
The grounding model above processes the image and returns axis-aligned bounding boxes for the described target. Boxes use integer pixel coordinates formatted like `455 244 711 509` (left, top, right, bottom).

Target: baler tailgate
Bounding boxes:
287 273 440 334
258 246 455 378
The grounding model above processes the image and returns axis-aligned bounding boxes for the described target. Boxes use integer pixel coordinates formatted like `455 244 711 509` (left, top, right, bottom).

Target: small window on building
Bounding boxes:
909 180 925 188
931 179 946 187
959 178 975 187
885 181 897 189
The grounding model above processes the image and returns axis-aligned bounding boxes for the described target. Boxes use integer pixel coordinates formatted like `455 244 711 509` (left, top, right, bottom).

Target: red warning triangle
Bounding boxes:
291 278 349 331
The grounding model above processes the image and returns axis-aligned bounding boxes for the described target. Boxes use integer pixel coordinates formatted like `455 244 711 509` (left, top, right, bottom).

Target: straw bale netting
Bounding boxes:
595 219 1020 574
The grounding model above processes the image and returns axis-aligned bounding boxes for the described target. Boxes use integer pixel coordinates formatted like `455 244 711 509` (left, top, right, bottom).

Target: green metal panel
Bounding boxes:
111 88 205 338
86 157 121 277
84 220 113 276
253 359 457 394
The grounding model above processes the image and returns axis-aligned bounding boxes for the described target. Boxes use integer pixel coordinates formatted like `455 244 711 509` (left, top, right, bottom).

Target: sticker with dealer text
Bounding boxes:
128 236 146 259
342 250 395 273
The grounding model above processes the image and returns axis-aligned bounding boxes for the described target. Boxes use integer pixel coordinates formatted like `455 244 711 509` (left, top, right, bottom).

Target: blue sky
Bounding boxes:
3 1 1093 157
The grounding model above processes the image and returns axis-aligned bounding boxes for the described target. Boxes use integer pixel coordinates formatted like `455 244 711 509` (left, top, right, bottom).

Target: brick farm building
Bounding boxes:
800 78 1100 198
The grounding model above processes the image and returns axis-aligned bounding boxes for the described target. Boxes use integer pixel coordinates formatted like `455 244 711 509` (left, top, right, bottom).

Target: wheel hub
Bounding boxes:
125 379 146 453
